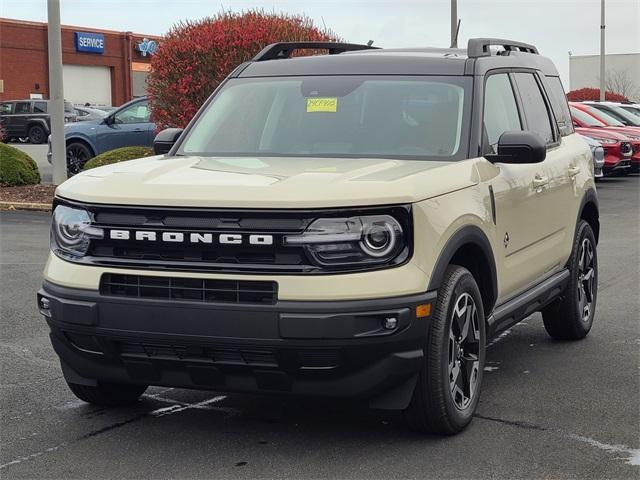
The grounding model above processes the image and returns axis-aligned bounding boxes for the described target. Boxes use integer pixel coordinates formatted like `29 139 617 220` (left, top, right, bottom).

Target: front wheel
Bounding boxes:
66 142 92 175
404 265 486 434
28 125 46 144
542 220 598 340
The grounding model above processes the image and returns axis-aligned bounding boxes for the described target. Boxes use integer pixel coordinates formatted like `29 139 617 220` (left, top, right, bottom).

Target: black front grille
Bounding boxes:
100 273 278 305
56 200 412 274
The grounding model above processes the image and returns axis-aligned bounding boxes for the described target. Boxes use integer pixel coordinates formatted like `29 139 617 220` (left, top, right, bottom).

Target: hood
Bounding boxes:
575 127 630 141
64 118 102 134
56 155 479 208
600 126 640 138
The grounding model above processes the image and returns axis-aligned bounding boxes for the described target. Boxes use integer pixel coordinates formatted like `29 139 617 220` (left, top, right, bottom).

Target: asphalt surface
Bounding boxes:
1 176 639 479
10 143 51 184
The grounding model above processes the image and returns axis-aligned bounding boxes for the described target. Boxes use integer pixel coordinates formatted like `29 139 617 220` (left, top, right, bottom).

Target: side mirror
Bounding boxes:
103 114 114 125
153 128 184 155
485 131 546 164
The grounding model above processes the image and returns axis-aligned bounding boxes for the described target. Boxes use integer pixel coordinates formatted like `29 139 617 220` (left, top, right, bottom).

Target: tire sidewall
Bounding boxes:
569 222 598 333
434 269 486 430
29 125 45 144
66 142 91 175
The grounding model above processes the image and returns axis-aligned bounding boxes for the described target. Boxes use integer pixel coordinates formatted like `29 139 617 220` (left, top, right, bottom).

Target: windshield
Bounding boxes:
582 105 624 126
571 107 606 127
620 105 640 117
178 76 471 161
604 104 640 126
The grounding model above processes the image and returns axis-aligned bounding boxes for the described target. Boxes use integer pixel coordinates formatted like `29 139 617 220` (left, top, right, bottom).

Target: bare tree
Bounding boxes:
605 69 639 100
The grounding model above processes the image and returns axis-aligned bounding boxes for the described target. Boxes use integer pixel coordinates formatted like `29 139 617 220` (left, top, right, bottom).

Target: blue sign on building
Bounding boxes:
74 32 105 54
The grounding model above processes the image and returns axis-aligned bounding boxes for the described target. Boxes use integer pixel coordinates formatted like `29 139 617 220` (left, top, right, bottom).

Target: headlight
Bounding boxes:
51 205 103 258
285 215 406 267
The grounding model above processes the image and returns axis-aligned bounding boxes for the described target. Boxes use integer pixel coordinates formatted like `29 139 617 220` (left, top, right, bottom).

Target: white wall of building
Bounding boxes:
569 53 640 100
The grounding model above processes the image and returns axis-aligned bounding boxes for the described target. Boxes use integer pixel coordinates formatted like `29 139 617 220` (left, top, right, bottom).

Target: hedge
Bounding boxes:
0 142 41 186
83 146 154 171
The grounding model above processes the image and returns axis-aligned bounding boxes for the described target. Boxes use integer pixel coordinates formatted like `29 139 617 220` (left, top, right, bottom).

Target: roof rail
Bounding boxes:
467 38 539 58
252 42 379 61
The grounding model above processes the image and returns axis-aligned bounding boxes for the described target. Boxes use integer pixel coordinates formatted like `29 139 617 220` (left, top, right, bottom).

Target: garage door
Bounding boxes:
62 65 112 106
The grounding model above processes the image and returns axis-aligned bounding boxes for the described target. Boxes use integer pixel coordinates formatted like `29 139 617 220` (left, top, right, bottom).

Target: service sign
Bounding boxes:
75 32 105 54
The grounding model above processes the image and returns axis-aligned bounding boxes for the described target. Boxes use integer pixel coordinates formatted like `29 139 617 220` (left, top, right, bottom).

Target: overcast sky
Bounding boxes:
2 0 638 85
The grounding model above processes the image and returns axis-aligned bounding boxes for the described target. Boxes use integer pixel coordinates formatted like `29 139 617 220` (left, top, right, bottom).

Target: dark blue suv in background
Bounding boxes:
48 97 155 174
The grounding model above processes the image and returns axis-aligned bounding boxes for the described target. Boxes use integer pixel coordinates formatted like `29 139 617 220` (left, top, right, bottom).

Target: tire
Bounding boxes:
67 381 147 407
542 220 598 340
404 265 486 434
66 142 93 175
28 125 46 144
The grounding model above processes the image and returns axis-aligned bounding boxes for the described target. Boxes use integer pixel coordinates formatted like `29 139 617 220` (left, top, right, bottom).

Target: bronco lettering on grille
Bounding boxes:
108 230 274 246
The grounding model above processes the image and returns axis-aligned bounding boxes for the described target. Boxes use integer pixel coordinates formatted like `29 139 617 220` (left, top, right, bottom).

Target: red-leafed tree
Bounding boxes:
147 11 340 129
566 88 629 102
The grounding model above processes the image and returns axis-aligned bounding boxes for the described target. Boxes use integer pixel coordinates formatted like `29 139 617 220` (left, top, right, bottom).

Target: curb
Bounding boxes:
0 201 52 212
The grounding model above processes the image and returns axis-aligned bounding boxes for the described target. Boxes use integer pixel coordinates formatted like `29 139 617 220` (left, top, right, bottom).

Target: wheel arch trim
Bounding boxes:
66 136 97 157
426 225 498 313
27 119 50 134
577 188 599 243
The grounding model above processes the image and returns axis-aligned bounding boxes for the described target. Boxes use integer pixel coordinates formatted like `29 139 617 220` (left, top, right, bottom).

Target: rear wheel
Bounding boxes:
404 265 485 434
66 142 92 175
67 381 147 407
28 125 46 144
542 220 597 340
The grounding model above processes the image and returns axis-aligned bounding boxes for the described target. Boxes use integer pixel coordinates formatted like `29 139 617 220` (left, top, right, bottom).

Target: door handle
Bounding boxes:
532 175 549 192
568 166 581 178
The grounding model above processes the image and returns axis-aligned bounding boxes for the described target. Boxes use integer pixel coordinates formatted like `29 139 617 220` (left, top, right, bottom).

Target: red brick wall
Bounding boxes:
0 18 157 106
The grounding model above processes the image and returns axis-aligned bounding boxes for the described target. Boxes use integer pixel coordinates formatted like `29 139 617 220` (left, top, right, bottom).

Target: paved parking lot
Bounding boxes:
0 177 638 479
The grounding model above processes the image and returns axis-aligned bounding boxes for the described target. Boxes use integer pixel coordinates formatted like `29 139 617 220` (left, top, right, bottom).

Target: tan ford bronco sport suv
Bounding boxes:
39 39 599 434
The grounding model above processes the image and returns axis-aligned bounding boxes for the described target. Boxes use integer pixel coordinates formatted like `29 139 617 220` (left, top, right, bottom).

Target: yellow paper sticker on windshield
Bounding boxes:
306 97 338 112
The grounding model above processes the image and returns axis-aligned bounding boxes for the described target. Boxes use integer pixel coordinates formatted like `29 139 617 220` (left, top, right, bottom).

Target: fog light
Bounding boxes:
383 316 398 330
40 297 50 310
38 295 52 317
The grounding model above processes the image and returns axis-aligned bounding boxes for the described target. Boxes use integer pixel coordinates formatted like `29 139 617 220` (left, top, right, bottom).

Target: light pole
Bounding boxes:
450 0 458 48
47 0 67 184
599 0 606 102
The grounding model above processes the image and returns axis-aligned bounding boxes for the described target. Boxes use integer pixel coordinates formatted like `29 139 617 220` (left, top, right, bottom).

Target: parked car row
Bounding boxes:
0 100 133 145
0 99 77 143
47 97 155 174
570 101 640 177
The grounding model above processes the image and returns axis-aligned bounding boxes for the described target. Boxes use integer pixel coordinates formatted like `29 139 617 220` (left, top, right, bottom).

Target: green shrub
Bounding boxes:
83 146 154 171
0 142 41 186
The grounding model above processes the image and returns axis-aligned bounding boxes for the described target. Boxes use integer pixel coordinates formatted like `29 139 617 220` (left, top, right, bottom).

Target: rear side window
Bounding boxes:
14 102 31 114
483 73 522 153
33 102 48 113
544 76 573 136
513 73 555 144
0 103 13 114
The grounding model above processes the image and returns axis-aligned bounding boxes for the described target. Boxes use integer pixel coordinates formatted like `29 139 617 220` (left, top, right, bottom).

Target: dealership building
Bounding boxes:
0 18 160 106
569 53 640 101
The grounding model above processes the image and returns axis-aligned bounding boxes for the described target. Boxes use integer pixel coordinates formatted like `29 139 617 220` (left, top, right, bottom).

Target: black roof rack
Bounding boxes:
252 42 379 61
467 38 539 58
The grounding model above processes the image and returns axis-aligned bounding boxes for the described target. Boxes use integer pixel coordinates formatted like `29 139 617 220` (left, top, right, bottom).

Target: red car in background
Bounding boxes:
570 102 640 173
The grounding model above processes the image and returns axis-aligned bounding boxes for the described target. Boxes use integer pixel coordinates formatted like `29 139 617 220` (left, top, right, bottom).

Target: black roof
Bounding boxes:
237 38 560 78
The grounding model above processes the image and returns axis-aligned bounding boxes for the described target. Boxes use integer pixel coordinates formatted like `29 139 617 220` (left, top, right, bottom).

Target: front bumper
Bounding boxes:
39 280 435 408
